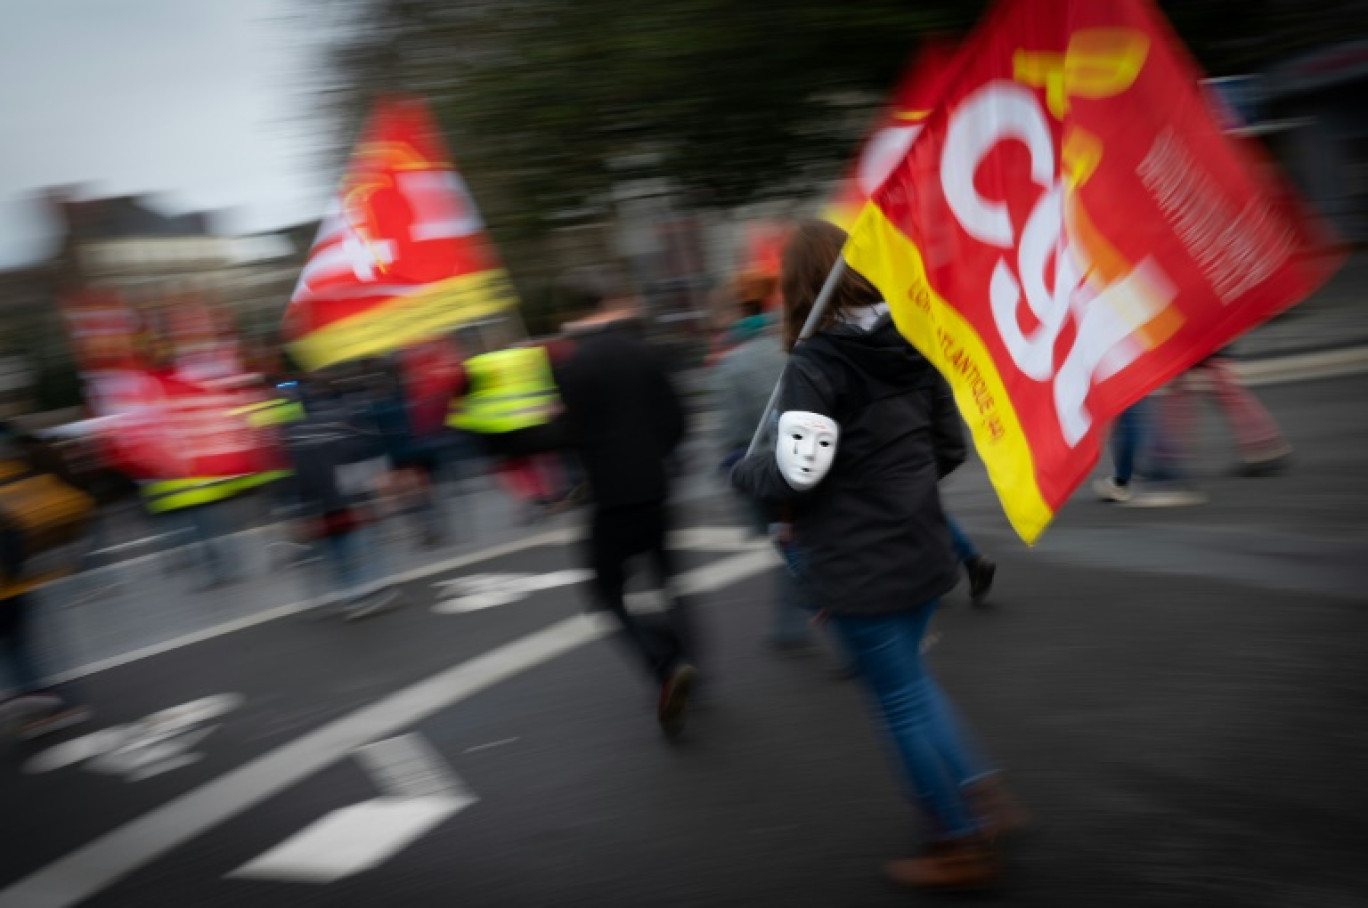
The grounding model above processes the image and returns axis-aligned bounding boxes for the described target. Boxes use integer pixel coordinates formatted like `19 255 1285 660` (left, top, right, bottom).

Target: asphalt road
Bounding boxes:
2 373 1366 908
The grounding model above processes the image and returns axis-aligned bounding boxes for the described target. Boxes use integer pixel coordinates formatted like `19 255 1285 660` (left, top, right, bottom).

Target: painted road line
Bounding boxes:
227 797 470 884
464 737 519 754
354 734 469 800
230 734 475 884
0 547 778 908
1232 345 1368 387
432 569 594 613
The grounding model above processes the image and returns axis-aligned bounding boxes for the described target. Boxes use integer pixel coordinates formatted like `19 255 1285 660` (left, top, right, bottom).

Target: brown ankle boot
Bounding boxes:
966 776 1029 838
884 834 1003 890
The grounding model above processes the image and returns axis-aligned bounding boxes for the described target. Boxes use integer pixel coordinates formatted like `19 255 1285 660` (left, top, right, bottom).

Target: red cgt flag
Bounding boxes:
285 96 519 371
843 0 1341 543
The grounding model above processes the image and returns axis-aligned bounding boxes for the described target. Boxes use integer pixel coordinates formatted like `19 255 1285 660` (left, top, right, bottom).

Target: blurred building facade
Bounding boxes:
0 258 62 417
50 191 306 335
1261 39 1368 244
0 190 311 413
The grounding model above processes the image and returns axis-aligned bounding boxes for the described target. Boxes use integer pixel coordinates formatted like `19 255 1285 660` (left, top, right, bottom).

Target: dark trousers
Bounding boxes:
587 501 694 684
1 593 42 695
1 528 43 695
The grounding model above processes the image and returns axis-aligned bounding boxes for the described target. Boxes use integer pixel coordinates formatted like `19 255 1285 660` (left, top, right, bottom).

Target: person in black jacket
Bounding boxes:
551 268 697 740
732 221 1021 889
281 374 396 619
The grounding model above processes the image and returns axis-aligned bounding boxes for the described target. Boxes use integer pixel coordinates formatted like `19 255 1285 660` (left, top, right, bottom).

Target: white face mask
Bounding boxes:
776 411 839 491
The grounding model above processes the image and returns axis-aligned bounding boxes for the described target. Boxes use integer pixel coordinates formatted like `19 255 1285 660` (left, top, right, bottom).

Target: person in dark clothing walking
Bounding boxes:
732 221 1022 889
1 424 91 738
551 268 697 739
281 375 395 619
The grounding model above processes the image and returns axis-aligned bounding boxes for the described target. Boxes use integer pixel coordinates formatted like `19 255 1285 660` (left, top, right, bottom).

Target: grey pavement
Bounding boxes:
1227 249 1368 359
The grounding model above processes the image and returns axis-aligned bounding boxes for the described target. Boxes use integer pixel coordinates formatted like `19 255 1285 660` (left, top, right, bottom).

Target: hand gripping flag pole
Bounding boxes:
743 256 848 457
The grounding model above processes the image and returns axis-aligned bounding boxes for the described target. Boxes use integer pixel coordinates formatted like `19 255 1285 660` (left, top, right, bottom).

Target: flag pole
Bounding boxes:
743 256 848 457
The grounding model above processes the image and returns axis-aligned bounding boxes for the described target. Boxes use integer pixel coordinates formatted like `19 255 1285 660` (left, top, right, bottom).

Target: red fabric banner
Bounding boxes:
284 96 519 371
843 0 1341 542
63 291 276 480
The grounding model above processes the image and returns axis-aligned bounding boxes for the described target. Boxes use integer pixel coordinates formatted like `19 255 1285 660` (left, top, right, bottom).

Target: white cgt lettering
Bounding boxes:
940 81 1175 447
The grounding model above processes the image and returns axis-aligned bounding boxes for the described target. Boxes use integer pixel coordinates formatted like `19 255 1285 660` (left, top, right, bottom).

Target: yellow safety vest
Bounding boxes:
231 397 305 429
140 471 289 514
140 395 301 512
447 347 560 434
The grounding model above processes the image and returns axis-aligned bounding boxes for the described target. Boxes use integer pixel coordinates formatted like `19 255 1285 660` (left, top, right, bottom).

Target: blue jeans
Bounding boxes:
769 562 812 643
323 531 363 597
1111 402 1146 484
831 604 993 837
752 505 810 644
181 501 237 586
318 526 383 601
946 516 977 565
1112 398 1187 484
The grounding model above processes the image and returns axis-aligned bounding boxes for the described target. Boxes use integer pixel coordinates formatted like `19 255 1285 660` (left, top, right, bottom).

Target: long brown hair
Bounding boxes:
779 220 882 350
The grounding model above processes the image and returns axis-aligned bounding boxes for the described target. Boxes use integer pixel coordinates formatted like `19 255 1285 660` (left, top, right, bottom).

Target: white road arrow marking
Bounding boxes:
24 694 243 781
432 569 591 613
227 798 465 884
229 733 476 884
428 532 769 616
354 733 470 800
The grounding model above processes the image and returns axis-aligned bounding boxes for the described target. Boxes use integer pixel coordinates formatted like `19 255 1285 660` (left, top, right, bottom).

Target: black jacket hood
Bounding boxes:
730 308 965 617
807 313 938 389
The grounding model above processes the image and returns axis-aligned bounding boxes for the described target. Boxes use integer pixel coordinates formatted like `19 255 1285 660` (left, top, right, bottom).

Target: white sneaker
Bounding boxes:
1120 487 1208 508
1092 477 1133 503
342 587 401 621
1237 443 1293 476
17 703 91 740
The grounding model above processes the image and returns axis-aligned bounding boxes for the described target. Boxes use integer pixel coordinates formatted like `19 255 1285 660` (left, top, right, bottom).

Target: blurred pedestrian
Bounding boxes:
718 275 995 611
281 375 396 619
732 221 1021 889
1 422 93 738
946 515 996 605
552 267 698 740
711 277 814 650
364 360 444 546
1166 354 1293 475
1094 396 1207 507
446 342 570 521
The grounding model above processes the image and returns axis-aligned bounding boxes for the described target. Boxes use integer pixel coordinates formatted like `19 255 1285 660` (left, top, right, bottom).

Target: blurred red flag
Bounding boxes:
400 336 465 437
284 96 520 370
60 289 145 373
62 290 277 480
842 0 1342 542
98 374 280 480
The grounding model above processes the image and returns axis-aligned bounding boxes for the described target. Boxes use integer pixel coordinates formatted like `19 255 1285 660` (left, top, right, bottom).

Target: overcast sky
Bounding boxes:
0 0 335 267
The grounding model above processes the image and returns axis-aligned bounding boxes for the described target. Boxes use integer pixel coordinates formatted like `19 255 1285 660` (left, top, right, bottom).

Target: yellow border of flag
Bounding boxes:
291 268 518 371
844 203 1052 543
